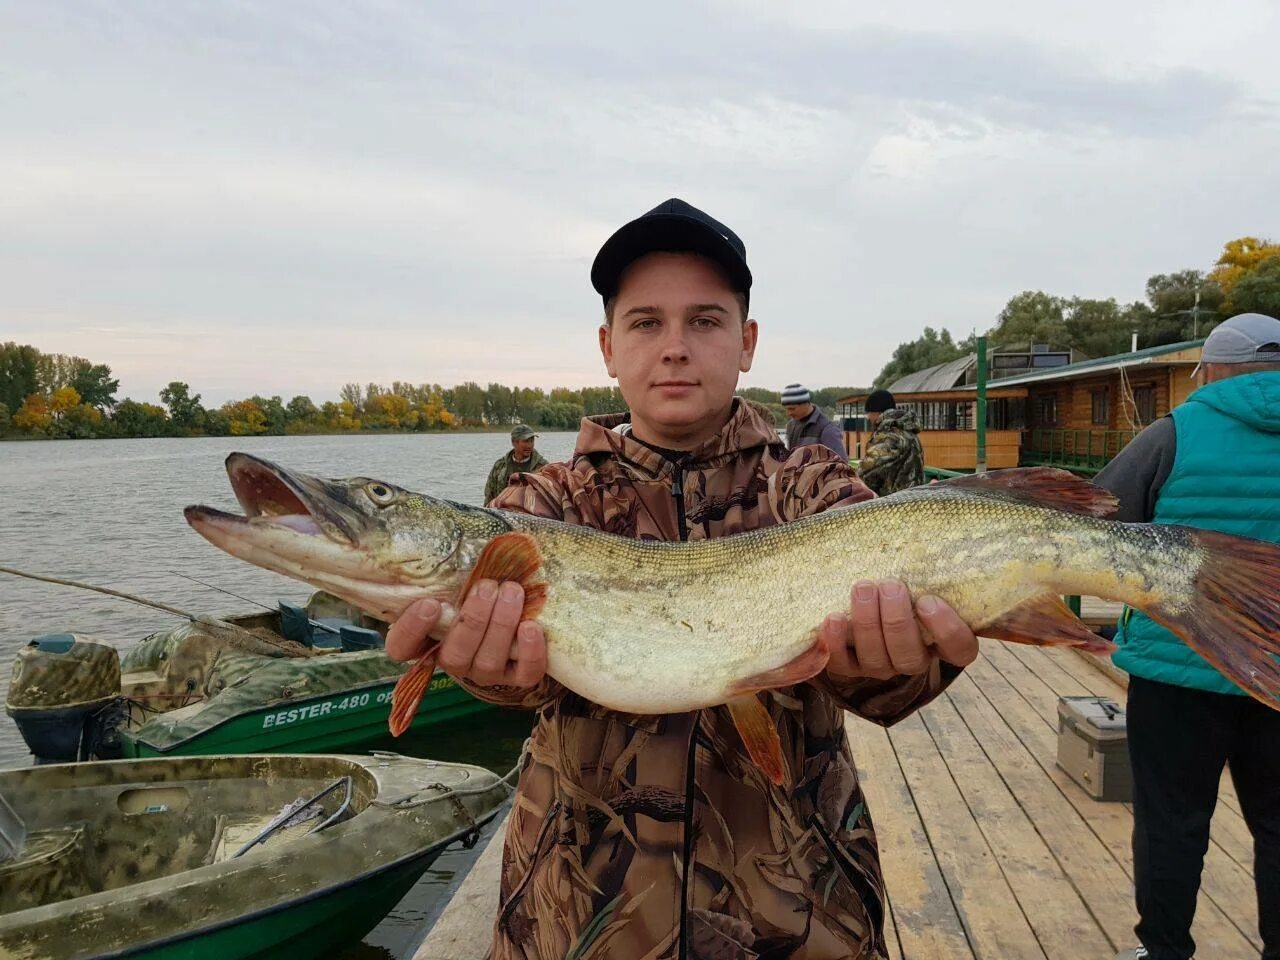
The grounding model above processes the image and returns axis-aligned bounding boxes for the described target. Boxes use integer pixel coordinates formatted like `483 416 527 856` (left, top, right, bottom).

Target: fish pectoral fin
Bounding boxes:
459 532 548 620
726 695 786 787
981 593 1114 653
389 643 441 737
725 635 830 696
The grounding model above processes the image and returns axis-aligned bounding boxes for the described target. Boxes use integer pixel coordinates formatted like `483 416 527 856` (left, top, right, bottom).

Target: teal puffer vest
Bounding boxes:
1113 372 1280 694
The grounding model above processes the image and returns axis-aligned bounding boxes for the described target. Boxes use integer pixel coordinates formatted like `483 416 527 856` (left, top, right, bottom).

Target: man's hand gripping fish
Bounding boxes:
186 453 1280 785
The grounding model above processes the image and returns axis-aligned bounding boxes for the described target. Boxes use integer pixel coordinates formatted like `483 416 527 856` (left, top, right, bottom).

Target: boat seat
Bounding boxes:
278 603 315 647
310 620 346 649
0 825 94 910
339 626 382 653
205 813 319 865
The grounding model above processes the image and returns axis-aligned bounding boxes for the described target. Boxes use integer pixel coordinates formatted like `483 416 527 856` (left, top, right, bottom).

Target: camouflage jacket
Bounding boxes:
465 399 957 960
485 449 550 505
857 409 925 497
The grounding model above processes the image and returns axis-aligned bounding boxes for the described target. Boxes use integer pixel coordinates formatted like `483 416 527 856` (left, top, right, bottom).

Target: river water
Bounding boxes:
0 432 579 957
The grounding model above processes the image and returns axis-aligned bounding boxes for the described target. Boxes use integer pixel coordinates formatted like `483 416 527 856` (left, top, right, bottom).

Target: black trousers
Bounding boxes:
1127 675 1280 960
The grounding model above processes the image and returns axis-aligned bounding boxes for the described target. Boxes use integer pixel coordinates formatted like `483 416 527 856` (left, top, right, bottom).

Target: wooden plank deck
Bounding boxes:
414 634 1261 959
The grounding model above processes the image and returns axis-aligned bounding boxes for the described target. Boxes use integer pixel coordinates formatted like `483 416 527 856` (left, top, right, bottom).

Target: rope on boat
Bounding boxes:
0 565 197 620
370 740 529 809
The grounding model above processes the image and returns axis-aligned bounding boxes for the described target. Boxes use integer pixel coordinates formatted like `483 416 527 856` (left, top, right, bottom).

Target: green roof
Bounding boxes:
980 338 1205 388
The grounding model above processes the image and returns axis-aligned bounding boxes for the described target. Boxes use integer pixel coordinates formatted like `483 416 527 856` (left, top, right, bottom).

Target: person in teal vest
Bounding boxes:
1095 313 1280 960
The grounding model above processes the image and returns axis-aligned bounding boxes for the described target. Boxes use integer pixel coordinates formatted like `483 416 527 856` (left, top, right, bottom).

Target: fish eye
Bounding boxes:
365 482 396 505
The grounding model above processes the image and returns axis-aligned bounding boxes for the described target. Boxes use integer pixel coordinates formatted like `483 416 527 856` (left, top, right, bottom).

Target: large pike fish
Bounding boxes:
185 453 1280 784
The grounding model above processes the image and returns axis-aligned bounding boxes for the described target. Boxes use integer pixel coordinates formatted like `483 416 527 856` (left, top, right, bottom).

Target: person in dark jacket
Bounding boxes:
1095 312 1280 960
856 389 925 496
781 382 847 456
483 424 548 505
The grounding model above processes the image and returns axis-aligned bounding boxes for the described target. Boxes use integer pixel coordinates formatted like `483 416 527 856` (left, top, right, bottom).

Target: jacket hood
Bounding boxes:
1187 371 1280 433
876 407 921 434
572 398 785 475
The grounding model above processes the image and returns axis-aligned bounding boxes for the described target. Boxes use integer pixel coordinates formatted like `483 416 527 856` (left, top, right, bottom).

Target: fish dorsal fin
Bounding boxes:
459 532 548 620
932 467 1117 518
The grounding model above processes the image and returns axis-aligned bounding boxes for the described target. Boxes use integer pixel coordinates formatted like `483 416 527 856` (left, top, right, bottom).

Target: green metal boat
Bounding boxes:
0 752 509 959
5 595 494 764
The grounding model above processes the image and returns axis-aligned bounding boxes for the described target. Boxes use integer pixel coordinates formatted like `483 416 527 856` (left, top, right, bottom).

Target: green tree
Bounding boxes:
248 395 287 434
990 291 1067 347
67 359 119 410
1061 298 1133 358
1227 257 1280 319
0 343 44 412
451 381 486 423
484 383 516 424
532 400 585 429
810 387 865 413
872 327 969 389
159 381 206 432
112 399 171 437
203 408 231 436
339 383 364 413
0 401 9 432
286 395 319 423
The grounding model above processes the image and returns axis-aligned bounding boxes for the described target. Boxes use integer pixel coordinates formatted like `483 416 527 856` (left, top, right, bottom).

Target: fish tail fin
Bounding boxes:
1148 528 1280 709
389 643 440 737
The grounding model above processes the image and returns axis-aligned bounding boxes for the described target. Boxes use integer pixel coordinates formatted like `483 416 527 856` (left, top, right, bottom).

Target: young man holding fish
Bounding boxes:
388 199 979 959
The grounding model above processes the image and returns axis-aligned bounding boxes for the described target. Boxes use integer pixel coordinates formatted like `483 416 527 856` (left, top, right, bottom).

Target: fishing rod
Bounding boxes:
166 571 341 634
0 566 196 621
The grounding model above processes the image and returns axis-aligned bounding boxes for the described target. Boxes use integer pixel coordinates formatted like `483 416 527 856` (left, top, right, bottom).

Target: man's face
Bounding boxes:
512 437 535 459
783 403 811 421
599 252 757 442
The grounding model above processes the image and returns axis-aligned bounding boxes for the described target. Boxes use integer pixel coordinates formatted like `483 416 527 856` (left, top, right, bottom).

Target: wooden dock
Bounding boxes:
414 634 1261 959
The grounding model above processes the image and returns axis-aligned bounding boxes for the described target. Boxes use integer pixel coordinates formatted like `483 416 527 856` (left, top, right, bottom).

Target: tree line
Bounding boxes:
0 346 858 440
873 235 1280 388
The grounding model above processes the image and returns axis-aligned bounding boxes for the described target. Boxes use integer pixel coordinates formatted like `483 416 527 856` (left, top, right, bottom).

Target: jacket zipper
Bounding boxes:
672 454 693 958
677 724 700 959
671 458 689 542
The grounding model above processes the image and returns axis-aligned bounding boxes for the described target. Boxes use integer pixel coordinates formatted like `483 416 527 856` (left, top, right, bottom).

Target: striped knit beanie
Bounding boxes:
780 383 811 405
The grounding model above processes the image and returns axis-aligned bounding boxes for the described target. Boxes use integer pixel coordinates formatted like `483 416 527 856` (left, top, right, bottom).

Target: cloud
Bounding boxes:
1 0 1277 397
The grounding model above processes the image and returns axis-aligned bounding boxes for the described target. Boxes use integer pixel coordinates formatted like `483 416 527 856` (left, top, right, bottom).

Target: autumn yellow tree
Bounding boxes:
223 398 268 435
12 393 53 432
1209 236 1280 311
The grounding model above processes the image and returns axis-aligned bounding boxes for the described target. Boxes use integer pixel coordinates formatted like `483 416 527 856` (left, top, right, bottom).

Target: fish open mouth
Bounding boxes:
184 453 425 622
185 453 354 544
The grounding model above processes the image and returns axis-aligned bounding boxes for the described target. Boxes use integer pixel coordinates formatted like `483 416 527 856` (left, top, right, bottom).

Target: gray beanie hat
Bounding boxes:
780 383 811 405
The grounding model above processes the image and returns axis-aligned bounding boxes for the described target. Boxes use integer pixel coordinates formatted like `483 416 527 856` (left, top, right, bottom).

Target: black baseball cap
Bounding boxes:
590 198 752 308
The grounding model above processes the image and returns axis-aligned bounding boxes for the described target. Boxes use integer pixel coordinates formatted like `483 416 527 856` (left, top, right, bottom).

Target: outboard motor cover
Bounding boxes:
5 635 121 763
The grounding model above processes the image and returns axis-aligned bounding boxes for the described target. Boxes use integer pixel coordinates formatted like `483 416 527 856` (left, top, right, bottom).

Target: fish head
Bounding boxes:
185 452 504 621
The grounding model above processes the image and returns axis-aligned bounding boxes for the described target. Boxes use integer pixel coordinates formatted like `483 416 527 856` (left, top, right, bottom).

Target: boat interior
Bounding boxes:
0 755 375 914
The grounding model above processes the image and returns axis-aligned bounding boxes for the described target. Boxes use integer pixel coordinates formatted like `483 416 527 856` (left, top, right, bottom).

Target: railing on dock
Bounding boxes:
1021 429 1138 474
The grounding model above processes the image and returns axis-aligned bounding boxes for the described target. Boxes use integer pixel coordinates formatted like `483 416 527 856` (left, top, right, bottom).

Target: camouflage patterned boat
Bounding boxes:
5 596 493 765
0 752 509 960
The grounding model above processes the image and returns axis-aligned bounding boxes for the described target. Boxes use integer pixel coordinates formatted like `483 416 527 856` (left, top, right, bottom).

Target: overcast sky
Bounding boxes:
2 1 1277 405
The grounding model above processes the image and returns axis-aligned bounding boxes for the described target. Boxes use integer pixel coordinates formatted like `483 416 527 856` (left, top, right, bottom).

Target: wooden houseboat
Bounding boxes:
839 339 1204 474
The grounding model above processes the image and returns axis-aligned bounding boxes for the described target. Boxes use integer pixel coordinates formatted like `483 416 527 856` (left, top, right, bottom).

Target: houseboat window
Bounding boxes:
1133 385 1156 424
1031 353 1070 368
1038 395 1058 426
1091 389 1109 425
